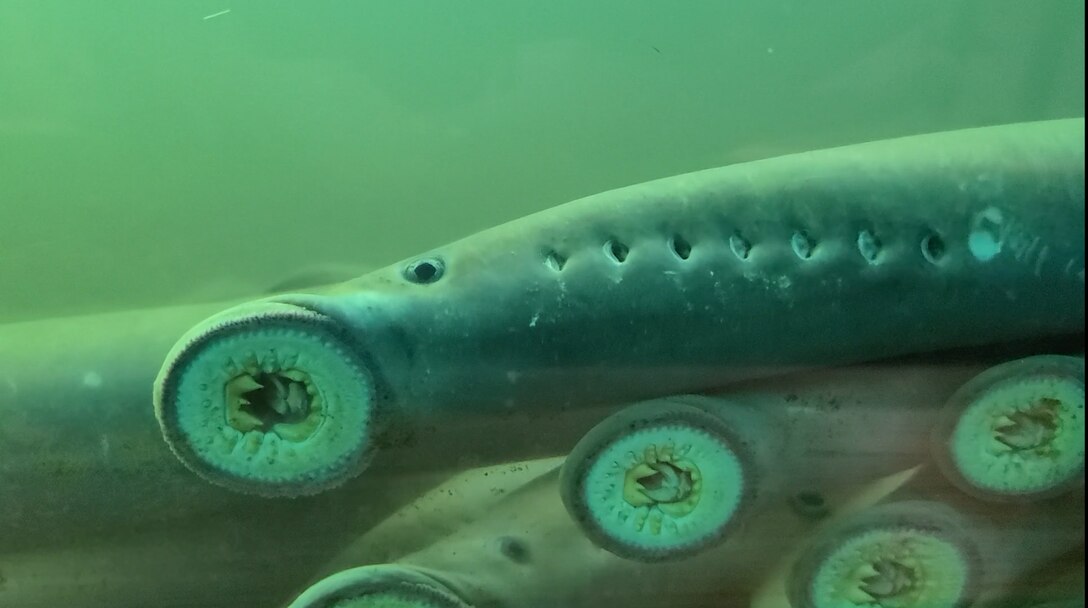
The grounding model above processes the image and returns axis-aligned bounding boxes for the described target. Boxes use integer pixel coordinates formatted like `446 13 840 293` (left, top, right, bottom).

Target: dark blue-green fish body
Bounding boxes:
154 119 1085 496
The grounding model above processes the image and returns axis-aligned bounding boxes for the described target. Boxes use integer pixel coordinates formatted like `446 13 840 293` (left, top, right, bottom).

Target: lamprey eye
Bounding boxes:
404 258 445 284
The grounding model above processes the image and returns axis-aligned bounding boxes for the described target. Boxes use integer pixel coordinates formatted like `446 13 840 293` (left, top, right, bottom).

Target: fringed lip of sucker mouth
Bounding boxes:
287 564 474 608
153 300 380 498
787 500 980 608
932 354 1086 503
559 399 755 563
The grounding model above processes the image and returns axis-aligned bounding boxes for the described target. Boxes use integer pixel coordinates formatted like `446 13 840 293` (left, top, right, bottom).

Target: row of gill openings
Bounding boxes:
541 227 948 272
399 226 950 282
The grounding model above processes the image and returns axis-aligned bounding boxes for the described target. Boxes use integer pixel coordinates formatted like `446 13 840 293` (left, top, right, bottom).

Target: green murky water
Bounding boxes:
1 0 1083 322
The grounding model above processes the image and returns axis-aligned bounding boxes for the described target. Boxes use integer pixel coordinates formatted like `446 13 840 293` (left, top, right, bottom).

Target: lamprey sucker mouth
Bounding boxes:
153 301 378 497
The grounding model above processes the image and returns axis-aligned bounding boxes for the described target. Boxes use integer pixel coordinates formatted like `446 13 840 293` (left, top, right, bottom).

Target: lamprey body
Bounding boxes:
154 119 1085 496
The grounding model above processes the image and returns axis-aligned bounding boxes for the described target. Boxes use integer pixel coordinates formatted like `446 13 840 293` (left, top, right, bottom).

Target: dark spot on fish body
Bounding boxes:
669 235 693 260
857 229 883 263
791 231 816 259
404 258 445 284
544 250 567 272
921 232 947 264
729 233 753 260
498 535 530 565
605 240 630 263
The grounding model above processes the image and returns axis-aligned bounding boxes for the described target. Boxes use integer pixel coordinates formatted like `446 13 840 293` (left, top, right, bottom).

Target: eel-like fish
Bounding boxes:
153 119 1086 497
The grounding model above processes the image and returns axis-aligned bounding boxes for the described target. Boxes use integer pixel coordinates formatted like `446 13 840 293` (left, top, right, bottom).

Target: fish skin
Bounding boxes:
272 119 1084 417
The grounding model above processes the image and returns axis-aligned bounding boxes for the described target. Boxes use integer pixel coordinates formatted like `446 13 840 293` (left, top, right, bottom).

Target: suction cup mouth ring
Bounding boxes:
153 301 378 497
934 355 1085 502
288 565 473 608
789 501 979 608
560 401 753 562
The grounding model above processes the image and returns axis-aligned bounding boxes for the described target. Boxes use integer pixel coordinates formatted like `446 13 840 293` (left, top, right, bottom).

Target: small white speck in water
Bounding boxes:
82 372 103 389
529 312 539 327
100 435 111 460
203 8 231 20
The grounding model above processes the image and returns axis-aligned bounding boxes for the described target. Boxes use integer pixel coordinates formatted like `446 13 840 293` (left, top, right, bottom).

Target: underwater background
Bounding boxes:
0 2 1085 608
0 0 1083 322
